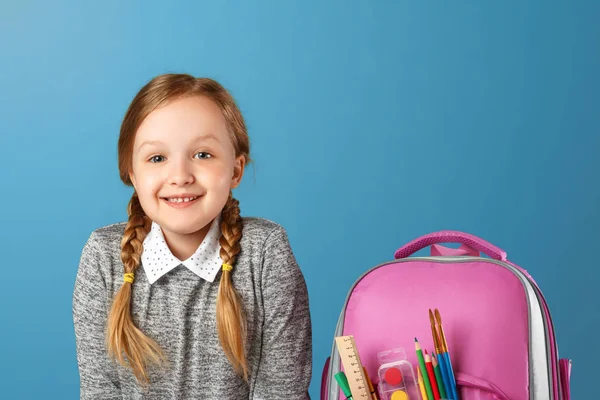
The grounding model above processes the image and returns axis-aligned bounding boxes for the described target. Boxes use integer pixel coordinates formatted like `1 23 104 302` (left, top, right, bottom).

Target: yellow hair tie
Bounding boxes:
222 263 233 272
123 273 135 283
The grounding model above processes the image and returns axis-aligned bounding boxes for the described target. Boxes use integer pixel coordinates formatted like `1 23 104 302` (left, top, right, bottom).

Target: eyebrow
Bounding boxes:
136 134 220 153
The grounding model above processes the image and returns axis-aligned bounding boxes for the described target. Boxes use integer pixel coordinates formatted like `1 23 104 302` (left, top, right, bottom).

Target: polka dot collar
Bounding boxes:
141 216 223 284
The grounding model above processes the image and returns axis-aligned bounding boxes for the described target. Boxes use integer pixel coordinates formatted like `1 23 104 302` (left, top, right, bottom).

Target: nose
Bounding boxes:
168 158 195 186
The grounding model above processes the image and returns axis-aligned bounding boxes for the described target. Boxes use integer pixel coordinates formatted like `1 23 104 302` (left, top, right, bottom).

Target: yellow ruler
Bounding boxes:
335 335 371 399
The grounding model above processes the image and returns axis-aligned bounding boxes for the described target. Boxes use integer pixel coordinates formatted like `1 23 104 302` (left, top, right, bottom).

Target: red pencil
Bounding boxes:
425 349 441 400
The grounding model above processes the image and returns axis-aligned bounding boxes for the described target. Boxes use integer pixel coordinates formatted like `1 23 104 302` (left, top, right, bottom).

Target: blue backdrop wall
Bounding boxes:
1 1 598 398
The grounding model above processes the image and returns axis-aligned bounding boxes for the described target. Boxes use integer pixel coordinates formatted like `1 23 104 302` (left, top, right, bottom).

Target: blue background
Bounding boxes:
1 1 598 398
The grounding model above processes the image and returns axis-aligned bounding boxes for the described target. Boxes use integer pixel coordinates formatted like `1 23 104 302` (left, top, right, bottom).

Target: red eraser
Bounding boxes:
384 367 403 386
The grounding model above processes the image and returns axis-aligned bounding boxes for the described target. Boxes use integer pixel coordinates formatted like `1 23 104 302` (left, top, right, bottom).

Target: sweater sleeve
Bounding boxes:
72 232 122 399
251 225 313 400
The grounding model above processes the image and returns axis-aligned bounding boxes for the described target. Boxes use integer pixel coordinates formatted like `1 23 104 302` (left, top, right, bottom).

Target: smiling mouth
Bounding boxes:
162 196 199 203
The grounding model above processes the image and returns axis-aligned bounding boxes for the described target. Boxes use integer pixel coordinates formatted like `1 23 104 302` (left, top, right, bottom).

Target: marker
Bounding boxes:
335 371 353 400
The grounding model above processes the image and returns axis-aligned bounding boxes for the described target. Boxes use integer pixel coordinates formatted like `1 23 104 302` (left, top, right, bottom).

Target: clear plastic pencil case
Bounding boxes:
377 348 421 400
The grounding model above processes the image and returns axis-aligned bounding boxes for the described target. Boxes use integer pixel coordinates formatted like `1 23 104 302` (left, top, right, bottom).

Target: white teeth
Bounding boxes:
167 196 197 203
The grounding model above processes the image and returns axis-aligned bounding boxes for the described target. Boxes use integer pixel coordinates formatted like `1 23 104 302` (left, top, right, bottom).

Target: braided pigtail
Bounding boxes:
216 192 248 380
106 193 166 385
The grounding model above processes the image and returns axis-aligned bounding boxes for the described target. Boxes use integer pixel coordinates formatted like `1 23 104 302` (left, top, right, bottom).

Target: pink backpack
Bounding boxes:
321 231 572 400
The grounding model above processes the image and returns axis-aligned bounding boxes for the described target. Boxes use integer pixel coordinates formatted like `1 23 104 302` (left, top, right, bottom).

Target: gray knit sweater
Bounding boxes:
72 217 312 399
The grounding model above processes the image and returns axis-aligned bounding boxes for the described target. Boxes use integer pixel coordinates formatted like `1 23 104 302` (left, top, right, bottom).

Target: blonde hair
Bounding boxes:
110 74 251 384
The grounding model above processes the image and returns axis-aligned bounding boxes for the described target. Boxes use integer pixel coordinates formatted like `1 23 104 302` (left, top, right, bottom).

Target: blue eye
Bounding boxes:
194 152 211 160
149 155 165 163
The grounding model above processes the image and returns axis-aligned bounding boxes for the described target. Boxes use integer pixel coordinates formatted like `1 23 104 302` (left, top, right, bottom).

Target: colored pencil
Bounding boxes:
415 338 435 400
418 366 429 400
425 350 441 400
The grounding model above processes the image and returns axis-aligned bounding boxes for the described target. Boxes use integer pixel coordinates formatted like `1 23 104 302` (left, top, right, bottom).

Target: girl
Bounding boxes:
72 74 312 399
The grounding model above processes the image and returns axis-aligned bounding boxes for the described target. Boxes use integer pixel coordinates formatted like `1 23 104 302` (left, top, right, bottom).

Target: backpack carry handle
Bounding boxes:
430 243 480 257
394 230 507 261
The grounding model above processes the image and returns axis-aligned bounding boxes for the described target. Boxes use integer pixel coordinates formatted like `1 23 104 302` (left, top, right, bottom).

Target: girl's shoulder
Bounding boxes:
82 221 128 262
241 216 283 234
92 220 128 236
87 220 128 245
240 216 291 245
77 222 128 289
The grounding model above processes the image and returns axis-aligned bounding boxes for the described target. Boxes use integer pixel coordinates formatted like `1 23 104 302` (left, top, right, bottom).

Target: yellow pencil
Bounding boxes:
418 366 429 400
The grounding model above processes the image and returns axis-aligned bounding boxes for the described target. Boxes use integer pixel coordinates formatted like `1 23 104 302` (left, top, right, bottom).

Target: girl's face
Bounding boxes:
129 95 245 240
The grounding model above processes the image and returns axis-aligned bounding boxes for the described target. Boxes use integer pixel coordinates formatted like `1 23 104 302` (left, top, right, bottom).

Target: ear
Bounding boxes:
129 172 137 190
230 155 245 189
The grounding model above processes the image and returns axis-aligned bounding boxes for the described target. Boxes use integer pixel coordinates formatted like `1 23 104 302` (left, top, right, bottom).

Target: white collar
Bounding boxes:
141 216 223 284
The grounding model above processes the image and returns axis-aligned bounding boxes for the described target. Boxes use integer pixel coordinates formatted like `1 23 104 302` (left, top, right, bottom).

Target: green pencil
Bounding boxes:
415 338 435 400
432 352 447 399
